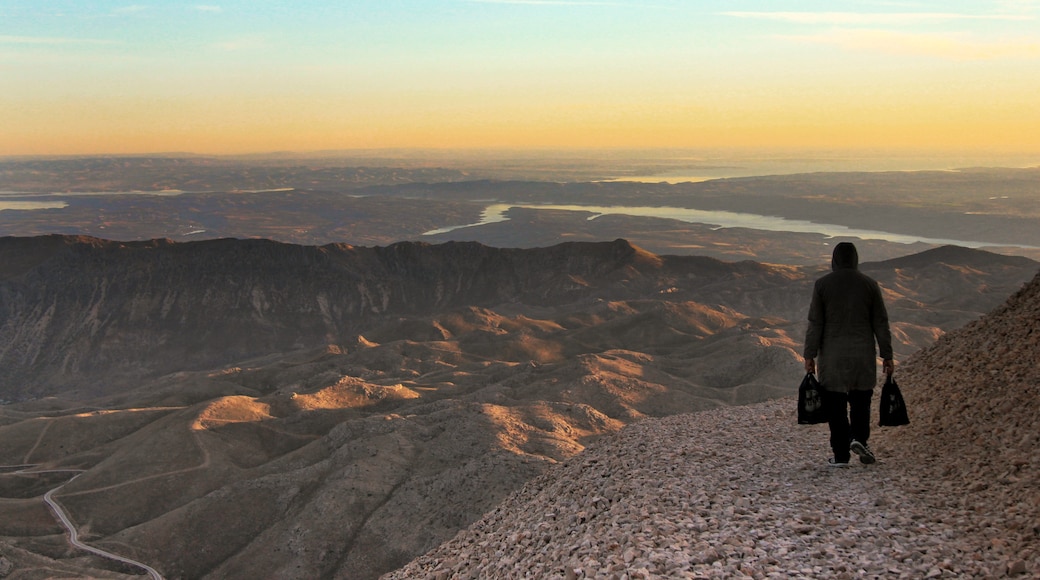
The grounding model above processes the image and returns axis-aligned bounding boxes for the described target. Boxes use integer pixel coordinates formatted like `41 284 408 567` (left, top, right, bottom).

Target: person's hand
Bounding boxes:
883 358 894 377
804 357 816 375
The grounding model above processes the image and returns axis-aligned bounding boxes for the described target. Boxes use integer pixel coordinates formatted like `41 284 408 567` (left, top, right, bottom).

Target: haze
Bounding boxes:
3 0 1040 157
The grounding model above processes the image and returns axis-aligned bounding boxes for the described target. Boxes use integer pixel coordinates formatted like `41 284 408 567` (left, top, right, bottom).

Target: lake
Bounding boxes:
0 201 69 211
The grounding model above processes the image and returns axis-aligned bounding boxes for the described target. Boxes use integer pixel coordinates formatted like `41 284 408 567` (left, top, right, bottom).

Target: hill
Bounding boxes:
386 270 1040 579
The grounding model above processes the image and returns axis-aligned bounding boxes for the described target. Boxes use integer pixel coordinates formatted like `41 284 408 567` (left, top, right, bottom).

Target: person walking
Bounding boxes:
804 242 894 467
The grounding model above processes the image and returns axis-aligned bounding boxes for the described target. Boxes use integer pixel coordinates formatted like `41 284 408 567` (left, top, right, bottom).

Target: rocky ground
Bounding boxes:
385 271 1040 580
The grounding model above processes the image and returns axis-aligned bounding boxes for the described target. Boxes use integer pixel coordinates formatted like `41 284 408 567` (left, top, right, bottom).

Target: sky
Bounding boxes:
2 0 1040 157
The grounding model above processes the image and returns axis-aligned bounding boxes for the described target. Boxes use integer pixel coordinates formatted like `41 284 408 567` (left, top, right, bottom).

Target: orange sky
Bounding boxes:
3 2 1040 157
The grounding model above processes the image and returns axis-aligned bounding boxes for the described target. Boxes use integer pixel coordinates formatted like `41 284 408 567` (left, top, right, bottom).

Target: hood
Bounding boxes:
831 242 859 271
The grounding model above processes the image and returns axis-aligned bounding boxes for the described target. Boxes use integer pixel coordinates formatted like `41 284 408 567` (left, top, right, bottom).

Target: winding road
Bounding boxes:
7 465 164 579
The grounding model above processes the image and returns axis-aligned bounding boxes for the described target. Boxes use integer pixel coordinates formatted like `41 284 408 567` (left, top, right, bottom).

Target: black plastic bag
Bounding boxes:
879 375 910 426
797 373 827 424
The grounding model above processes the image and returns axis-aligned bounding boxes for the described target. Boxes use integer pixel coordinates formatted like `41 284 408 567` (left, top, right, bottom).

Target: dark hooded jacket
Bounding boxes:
804 243 893 392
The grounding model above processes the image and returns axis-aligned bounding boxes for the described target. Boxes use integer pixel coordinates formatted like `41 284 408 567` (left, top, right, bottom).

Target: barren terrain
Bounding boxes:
0 234 1036 579
2 155 1038 578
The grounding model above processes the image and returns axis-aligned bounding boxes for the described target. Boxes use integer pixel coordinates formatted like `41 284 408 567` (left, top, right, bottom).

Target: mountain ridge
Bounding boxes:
0 235 780 400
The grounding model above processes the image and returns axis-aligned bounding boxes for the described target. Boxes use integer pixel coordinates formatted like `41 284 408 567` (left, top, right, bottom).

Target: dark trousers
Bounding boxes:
824 389 872 462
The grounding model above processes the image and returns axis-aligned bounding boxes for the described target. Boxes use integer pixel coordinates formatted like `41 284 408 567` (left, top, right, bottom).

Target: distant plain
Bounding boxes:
2 151 1039 265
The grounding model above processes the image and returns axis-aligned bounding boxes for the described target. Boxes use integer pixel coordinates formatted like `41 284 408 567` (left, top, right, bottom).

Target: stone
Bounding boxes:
1007 560 1027 576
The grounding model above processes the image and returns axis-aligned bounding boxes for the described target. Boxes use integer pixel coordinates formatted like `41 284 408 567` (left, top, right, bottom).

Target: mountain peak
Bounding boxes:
869 244 1036 270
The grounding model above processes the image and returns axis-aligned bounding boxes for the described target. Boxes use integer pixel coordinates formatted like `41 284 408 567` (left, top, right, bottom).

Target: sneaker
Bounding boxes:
851 440 876 464
828 458 850 468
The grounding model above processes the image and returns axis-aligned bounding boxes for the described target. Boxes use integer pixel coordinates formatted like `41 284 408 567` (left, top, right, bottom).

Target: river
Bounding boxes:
422 203 1030 249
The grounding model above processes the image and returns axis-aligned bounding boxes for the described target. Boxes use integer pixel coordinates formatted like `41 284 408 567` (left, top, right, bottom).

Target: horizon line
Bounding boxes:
4 145 1040 160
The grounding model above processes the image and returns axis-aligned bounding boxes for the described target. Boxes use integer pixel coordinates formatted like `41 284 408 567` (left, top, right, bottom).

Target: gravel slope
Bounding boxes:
385 272 1040 580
